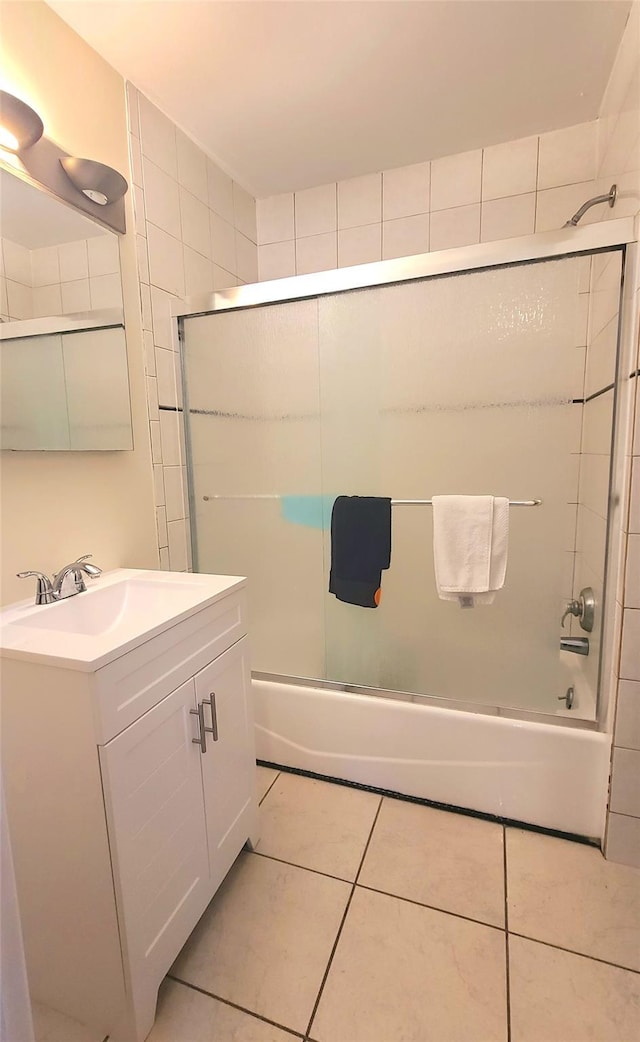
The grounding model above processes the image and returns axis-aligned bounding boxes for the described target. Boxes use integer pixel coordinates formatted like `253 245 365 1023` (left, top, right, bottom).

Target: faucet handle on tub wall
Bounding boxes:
560 587 595 633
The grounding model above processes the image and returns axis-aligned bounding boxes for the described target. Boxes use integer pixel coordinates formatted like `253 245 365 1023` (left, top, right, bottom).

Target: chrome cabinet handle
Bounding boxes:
190 703 207 754
202 693 218 742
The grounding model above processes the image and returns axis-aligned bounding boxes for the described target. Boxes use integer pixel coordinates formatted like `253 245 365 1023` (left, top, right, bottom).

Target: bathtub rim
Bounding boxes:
252 670 599 731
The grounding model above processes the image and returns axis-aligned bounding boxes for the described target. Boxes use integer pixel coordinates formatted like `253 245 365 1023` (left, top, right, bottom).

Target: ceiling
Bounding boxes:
1 168 109 248
48 0 631 198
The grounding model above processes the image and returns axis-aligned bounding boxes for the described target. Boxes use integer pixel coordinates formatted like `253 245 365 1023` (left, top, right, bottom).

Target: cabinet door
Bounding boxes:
99 680 210 990
195 638 256 890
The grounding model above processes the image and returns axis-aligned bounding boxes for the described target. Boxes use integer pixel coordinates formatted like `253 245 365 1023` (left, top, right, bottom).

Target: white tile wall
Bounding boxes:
537 121 597 191
382 214 429 260
180 188 211 258
236 231 259 283
59 241 89 282
143 157 181 238
256 119 620 282
207 160 235 223
2 232 122 322
177 131 208 203
482 136 538 200
257 193 294 245
3 278 31 320
3 239 32 285
610 747 640 816
382 162 430 221
210 212 237 274
31 245 59 287
295 183 337 238
480 193 536 243
601 0 640 868
296 231 337 274
431 149 482 212
338 174 381 229
127 83 257 571
138 94 177 178
258 240 296 281
430 204 480 252
338 224 382 268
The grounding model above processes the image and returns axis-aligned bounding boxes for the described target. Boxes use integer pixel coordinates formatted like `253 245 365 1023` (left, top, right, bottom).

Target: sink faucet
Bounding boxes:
17 555 102 605
52 555 103 599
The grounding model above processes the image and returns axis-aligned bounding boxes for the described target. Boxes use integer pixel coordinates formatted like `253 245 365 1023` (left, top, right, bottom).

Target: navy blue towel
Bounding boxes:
329 496 392 608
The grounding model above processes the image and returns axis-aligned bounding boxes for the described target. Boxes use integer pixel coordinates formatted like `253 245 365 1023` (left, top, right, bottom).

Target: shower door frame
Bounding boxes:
173 216 638 732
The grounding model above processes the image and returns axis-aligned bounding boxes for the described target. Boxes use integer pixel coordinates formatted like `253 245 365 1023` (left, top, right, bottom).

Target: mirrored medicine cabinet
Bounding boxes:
0 166 133 450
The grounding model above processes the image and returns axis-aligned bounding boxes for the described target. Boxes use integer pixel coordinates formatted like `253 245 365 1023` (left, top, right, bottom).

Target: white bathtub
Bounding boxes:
252 679 611 840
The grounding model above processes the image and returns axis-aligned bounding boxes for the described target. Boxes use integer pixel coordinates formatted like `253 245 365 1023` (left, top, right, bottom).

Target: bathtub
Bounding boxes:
252 678 611 840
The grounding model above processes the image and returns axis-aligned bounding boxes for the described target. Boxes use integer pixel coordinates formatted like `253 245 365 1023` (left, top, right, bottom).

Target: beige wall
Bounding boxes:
0 1 156 605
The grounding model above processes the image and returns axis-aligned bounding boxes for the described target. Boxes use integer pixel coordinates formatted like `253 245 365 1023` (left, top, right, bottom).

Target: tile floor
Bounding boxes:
33 765 640 1042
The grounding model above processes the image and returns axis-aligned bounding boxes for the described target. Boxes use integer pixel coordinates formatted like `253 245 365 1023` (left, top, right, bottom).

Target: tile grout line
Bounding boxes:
507 932 640 976
355 882 505 932
251 847 506 931
251 848 353 885
503 826 512 1042
257 767 281 806
167 974 305 1039
303 796 384 1041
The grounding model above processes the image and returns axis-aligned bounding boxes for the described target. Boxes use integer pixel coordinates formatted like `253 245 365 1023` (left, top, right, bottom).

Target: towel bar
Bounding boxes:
202 495 542 506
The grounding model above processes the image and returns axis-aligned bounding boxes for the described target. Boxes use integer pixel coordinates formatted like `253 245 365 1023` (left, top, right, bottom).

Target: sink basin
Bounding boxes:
0 568 246 670
20 578 202 636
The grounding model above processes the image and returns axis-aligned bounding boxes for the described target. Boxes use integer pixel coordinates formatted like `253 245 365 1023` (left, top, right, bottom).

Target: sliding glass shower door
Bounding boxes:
181 249 622 719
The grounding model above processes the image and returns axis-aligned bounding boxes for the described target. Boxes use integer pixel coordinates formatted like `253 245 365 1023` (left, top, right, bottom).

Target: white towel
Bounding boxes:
432 495 509 607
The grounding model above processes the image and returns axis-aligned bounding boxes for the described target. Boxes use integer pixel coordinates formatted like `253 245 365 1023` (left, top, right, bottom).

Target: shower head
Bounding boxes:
564 184 617 227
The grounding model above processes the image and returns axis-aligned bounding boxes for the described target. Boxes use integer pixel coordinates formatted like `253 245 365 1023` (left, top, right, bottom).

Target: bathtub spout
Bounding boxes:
560 636 589 656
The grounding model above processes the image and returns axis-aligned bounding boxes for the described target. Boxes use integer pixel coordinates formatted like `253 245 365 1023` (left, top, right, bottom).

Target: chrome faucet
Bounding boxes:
52 555 102 598
17 555 102 605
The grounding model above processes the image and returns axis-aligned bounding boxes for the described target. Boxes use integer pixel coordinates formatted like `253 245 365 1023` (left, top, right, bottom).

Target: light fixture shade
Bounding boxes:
59 156 128 206
0 90 44 153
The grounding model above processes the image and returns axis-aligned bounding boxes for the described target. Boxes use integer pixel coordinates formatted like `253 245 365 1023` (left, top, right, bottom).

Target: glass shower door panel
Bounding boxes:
319 258 587 713
183 300 325 678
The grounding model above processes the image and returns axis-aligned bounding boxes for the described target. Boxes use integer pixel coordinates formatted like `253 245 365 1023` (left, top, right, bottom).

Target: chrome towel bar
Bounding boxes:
202 495 542 506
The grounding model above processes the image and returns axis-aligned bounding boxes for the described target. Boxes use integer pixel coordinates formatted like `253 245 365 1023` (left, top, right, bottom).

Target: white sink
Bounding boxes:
0 568 246 670
20 577 203 636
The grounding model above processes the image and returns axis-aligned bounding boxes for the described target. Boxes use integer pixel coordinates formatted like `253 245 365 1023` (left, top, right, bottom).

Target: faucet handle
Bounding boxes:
71 554 102 575
561 599 581 628
561 588 596 632
16 571 55 605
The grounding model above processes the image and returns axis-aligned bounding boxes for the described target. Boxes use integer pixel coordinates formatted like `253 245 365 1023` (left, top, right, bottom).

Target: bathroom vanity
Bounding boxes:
0 570 258 1042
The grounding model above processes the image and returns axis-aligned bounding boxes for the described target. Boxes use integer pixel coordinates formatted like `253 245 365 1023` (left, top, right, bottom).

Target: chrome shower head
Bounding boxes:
564 184 617 227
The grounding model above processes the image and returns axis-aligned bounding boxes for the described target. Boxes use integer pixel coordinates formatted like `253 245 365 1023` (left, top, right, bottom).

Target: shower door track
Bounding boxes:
252 671 599 731
173 216 636 320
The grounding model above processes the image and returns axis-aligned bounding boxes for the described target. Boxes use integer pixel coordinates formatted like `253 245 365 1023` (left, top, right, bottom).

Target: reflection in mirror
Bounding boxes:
0 167 133 450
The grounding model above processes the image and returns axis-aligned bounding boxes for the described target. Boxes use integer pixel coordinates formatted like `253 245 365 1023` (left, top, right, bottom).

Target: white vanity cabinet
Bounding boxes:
0 572 258 1042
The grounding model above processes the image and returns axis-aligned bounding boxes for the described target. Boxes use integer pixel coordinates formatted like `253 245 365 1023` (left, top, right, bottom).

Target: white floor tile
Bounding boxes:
311 886 507 1042
256 773 379 880
171 851 350 1034
509 934 640 1042
359 797 505 926
507 828 640 971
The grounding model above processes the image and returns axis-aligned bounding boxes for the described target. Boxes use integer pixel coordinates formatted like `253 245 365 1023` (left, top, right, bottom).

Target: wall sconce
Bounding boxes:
0 90 44 153
60 157 128 206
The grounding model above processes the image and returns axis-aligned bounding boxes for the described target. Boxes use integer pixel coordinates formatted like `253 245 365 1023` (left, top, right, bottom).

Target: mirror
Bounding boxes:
0 167 133 450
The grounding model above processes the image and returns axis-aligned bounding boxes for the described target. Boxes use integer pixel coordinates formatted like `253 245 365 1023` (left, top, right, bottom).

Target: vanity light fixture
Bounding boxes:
0 90 44 153
59 156 128 206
